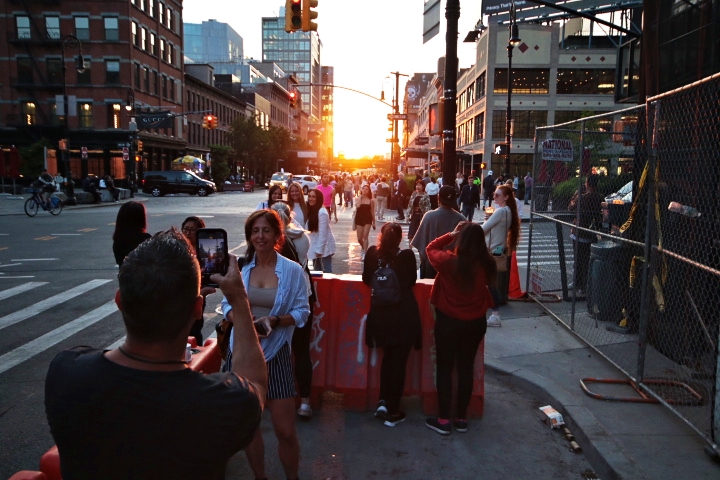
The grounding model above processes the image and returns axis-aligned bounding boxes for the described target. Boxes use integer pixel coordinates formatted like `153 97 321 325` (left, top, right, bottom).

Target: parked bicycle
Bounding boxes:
24 189 63 217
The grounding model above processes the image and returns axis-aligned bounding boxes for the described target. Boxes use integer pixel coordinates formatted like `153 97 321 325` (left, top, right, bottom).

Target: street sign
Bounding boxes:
387 113 408 121
541 139 574 162
122 147 129 161
81 147 88 159
117 142 130 148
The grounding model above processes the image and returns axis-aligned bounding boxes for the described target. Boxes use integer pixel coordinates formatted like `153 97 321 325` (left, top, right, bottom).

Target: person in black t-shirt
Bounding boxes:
45 230 268 480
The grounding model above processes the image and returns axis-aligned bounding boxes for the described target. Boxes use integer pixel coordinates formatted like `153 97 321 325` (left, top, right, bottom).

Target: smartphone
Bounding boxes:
195 228 229 287
254 321 270 338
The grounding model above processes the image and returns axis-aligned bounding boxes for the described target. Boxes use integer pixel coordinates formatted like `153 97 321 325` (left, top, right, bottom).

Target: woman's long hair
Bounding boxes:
496 185 520 252
113 201 147 242
376 222 402 263
454 224 497 289
244 209 285 263
267 185 282 207
306 188 324 233
286 182 308 221
181 216 205 230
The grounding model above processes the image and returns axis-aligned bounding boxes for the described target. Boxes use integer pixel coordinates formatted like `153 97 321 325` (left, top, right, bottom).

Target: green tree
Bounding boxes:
209 144 232 186
19 138 53 179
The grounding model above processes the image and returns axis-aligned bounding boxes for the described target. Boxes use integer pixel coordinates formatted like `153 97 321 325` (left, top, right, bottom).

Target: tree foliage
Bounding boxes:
19 138 53 179
209 144 232 185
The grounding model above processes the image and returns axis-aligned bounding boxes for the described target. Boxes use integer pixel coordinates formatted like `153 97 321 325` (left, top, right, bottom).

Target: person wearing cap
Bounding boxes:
410 185 466 279
482 170 496 208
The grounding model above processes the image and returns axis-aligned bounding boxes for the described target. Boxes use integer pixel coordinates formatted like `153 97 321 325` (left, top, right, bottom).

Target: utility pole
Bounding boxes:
442 0 460 184
390 71 408 174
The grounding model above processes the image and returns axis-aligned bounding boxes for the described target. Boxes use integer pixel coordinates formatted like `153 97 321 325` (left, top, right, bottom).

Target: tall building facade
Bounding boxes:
184 19 243 64
261 7 321 123
320 66 334 165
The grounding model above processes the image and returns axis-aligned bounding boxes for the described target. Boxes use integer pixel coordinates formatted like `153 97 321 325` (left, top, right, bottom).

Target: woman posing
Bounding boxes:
271 202 316 418
180 216 214 345
112 201 151 267
406 181 431 243
425 222 496 435
221 210 310 480
425 176 440 210
307 188 337 273
362 222 421 427
257 185 284 210
286 182 308 227
482 184 520 327
354 184 376 259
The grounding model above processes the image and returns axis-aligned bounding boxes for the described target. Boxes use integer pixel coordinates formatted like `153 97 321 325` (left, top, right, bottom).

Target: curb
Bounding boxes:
484 357 646 480
0 197 147 216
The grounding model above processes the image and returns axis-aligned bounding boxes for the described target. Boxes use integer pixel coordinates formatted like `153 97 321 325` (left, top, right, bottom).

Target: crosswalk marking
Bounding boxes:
78 228 97 232
0 282 47 301
0 301 118 375
0 279 111 331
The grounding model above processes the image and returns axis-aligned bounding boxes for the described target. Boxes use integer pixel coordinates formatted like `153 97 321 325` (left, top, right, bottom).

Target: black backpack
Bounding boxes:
370 257 401 307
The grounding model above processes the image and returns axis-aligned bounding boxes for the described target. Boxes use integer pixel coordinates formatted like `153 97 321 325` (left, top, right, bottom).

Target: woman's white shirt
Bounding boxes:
308 207 336 258
291 202 306 228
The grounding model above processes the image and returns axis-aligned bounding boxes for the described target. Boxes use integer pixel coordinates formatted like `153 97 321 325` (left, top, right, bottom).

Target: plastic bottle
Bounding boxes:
185 343 192 363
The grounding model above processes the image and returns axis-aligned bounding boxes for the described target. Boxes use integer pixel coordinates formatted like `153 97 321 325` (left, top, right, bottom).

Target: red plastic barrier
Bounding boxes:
308 275 485 417
8 472 48 480
508 251 525 298
39 446 61 480
187 338 221 374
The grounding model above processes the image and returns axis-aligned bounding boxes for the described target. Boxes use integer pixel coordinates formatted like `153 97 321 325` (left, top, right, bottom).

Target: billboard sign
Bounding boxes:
482 0 532 15
541 139 574 162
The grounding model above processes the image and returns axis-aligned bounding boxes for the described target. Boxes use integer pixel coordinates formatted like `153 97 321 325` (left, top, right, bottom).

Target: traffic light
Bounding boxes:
289 91 297 108
480 162 487 170
494 143 509 155
208 115 218 129
302 0 318 32
134 155 141 162
285 0 302 32
202 115 210 129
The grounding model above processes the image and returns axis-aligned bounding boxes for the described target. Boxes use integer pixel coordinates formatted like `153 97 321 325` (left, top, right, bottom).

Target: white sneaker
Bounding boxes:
487 313 502 327
297 403 312 418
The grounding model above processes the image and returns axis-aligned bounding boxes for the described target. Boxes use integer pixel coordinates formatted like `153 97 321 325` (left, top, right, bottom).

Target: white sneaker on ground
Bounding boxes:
487 313 502 327
297 403 312 418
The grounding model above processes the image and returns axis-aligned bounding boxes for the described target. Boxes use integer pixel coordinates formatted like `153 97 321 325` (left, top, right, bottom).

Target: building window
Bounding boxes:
140 0 146 10
132 22 138 46
149 0 155 17
46 16 60 39
474 113 485 141
160 39 165 60
144 67 150 91
134 63 141 88
141 28 147 50
77 59 91 85
150 33 156 55
168 44 173 64
556 69 615 95
162 76 168 98
166 7 172 29
475 72 486 100
106 60 120 84
16 16 31 39
153 71 159 95
493 68 550 94
158 3 164 25
104 17 119 41
169 79 175 101
78 102 93 128
17 58 33 83
554 110 612 131
75 17 90 41
108 103 121 128
491 110 547 138
50 103 61 126
22 102 36 125
46 58 63 84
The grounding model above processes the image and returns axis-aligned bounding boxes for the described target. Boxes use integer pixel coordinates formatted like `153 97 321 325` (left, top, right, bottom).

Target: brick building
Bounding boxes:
0 0 185 182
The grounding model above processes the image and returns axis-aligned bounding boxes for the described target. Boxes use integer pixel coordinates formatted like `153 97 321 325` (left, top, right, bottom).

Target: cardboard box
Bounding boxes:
539 405 565 429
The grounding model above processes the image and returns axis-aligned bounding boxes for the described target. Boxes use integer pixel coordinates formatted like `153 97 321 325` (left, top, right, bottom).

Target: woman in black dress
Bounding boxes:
112 201 151 267
354 183 375 259
362 222 421 427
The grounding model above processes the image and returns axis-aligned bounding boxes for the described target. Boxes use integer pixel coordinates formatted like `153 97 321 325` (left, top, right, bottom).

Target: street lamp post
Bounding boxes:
505 1 521 177
125 89 137 197
61 34 86 205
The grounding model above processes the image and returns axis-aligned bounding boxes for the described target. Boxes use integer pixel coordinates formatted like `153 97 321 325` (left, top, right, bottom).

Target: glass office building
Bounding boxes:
261 9 321 122
184 20 243 64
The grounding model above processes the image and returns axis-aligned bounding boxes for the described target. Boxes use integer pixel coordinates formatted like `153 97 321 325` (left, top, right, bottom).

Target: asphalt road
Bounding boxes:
0 191 593 479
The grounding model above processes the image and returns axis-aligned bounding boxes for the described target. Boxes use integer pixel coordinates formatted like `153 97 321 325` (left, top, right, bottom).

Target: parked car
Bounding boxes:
268 172 293 192
141 170 216 197
293 175 319 194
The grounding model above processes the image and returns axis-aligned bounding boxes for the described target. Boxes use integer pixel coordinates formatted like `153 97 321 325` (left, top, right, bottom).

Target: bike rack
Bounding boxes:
580 377 704 405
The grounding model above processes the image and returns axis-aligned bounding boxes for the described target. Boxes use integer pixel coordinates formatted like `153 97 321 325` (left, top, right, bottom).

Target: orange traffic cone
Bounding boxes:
508 251 525 298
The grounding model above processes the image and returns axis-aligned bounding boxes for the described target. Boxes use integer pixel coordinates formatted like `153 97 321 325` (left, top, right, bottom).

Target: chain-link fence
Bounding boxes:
527 73 720 453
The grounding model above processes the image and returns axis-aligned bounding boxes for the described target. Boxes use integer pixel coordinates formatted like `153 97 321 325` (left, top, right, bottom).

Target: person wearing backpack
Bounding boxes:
362 222 421 428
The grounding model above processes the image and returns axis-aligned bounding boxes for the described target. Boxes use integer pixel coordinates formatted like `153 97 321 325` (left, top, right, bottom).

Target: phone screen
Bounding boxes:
195 228 229 287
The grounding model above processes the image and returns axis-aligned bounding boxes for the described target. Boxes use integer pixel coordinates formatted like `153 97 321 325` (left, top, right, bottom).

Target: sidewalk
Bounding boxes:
0 192 146 216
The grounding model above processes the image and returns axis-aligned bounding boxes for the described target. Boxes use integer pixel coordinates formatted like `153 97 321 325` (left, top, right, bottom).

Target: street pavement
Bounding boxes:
0 190 718 479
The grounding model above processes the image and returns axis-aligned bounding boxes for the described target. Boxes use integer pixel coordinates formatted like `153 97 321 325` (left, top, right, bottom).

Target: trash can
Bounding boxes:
534 185 551 212
586 241 626 322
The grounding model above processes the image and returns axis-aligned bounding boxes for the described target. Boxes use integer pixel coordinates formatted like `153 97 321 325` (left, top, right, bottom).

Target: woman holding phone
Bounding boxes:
221 209 309 480
181 216 209 344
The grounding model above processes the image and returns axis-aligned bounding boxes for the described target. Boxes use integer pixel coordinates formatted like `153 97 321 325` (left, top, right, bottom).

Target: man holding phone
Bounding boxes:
45 231 267 479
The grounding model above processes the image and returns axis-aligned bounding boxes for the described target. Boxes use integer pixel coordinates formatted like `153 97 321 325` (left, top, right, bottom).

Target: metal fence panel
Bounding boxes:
528 73 720 453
